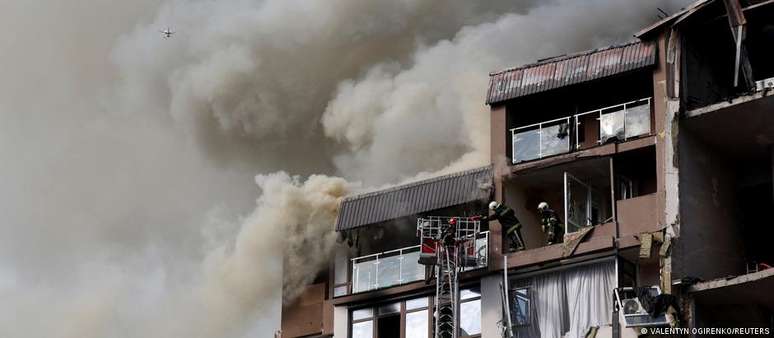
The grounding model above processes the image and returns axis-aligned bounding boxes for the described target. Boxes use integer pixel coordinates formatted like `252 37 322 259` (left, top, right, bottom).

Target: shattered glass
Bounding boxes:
541 122 570 157
513 121 570 163
599 107 625 143
624 100 651 138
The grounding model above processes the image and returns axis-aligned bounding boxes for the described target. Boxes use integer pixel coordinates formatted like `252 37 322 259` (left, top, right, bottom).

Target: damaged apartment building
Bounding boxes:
278 0 774 337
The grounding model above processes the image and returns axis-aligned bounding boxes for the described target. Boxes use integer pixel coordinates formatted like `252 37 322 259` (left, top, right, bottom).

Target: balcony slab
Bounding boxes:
509 136 655 176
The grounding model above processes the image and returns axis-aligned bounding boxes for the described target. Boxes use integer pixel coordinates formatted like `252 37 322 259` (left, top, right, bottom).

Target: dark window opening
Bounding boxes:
376 314 401 338
614 146 657 200
744 4 774 82
682 1 774 109
737 180 774 268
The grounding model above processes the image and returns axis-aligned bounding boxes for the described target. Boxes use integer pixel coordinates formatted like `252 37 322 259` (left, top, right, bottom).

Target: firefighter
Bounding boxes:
538 202 563 245
479 201 525 252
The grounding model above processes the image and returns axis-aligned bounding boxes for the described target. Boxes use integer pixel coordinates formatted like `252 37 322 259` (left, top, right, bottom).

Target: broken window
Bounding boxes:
599 106 625 143
598 99 652 144
512 118 571 163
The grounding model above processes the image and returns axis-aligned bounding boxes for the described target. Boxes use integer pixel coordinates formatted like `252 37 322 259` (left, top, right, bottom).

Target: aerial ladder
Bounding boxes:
417 216 481 338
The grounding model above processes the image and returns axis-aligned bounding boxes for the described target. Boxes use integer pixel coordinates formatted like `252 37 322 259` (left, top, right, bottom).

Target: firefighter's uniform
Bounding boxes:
539 206 563 245
482 203 525 252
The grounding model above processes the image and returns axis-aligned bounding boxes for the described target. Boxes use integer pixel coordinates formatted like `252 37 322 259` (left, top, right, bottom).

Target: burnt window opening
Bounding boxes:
681 1 774 110
737 175 774 268
743 3 774 82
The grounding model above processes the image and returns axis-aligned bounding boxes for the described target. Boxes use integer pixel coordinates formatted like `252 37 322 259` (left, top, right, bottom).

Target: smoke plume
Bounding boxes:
0 0 690 337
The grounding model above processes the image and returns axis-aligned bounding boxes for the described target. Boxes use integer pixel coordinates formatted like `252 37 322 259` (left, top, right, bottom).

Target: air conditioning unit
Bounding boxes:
756 77 774 92
614 286 671 328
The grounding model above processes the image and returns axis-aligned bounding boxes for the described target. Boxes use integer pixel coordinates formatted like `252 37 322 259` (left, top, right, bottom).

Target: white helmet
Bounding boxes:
538 202 549 210
489 201 500 210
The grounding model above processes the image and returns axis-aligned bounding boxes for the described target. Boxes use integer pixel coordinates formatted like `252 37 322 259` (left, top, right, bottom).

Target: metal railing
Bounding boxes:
463 231 489 272
510 117 572 163
351 245 423 294
574 98 652 149
350 231 489 294
510 98 651 164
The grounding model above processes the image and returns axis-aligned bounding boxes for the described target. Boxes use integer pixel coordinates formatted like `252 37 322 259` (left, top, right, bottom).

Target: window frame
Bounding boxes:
509 285 532 327
333 248 351 297
349 296 432 338
350 308 374 338
458 287 482 338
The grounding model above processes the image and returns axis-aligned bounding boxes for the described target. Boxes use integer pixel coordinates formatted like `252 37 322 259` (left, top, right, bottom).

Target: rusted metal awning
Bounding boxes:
486 41 657 105
335 166 493 231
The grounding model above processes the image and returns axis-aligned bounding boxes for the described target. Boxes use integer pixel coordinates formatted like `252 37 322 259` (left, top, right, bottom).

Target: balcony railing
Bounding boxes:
511 117 572 163
575 98 652 149
351 231 489 294
511 98 651 164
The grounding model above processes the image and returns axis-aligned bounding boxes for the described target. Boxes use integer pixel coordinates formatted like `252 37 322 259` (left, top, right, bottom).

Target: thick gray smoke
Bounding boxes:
0 0 689 337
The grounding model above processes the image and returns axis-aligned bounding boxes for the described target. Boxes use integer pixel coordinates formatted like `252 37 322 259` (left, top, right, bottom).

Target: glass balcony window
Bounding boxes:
624 99 651 139
350 232 489 294
511 98 652 164
599 106 625 144
351 246 424 294
513 128 540 163
577 98 652 148
512 118 571 163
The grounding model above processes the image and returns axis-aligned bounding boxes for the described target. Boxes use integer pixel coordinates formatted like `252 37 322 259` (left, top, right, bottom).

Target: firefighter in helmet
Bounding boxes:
538 202 563 245
479 201 525 252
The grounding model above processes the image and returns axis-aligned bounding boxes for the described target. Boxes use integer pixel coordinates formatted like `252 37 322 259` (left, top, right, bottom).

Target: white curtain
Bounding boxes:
512 260 615 338
563 261 615 338
532 271 567 338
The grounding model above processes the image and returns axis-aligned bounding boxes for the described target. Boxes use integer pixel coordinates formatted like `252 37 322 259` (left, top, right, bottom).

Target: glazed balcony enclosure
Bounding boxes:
332 166 494 299
511 98 652 164
350 232 489 294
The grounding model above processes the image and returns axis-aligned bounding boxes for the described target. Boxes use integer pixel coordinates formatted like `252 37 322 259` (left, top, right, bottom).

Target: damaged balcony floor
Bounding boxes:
688 267 774 309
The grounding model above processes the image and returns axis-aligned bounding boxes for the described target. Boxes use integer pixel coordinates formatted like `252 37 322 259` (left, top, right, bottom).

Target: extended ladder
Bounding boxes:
417 216 480 338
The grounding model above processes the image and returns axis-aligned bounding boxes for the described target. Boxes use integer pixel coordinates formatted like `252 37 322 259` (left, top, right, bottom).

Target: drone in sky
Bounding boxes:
160 27 175 38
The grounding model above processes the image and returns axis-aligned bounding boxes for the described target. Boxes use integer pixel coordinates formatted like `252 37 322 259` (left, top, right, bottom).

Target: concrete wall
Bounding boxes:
480 274 503 338
616 193 660 237
333 305 348 338
490 104 507 269
502 182 545 250
674 129 746 280
281 283 327 337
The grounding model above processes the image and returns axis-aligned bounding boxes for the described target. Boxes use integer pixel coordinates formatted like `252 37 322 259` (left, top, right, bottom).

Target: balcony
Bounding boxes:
511 98 651 164
350 232 489 294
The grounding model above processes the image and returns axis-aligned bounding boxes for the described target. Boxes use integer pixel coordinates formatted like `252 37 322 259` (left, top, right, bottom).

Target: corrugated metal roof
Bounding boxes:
335 166 493 231
486 41 657 105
